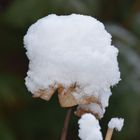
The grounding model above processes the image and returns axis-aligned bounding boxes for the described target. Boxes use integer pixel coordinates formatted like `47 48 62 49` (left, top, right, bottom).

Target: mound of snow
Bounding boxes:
108 118 124 131
78 113 103 140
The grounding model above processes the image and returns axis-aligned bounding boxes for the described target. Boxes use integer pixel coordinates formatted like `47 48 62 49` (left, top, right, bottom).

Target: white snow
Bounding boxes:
108 118 124 131
77 87 112 118
24 14 120 112
78 113 103 140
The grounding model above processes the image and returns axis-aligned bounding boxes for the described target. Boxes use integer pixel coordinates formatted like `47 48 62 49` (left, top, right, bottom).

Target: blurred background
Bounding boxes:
0 0 140 140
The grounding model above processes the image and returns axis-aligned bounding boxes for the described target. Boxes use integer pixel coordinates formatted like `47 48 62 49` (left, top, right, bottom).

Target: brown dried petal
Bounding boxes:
58 84 78 107
75 106 101 119
33 85 55 101
77 96 100 105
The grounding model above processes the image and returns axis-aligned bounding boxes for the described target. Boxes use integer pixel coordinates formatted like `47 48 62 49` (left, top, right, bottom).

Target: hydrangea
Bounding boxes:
24 14 120 118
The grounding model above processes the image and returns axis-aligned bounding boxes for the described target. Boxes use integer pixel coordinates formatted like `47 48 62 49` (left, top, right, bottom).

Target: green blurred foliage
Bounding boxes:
0 0 140 140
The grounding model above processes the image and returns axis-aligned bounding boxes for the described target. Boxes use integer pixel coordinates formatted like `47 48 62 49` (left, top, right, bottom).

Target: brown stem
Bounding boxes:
60 108 72 140
105 128 114 140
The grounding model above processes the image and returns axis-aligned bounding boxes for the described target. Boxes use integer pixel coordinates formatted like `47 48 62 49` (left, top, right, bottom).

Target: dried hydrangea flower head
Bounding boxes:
24 14 120 118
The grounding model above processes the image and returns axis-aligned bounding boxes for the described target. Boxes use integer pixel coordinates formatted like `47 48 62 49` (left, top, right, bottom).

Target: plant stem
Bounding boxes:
105 128 114 140
60 108 72 140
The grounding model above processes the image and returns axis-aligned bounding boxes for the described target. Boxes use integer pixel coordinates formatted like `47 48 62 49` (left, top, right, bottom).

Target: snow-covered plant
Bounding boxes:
24 14 124 140
105 118 124 140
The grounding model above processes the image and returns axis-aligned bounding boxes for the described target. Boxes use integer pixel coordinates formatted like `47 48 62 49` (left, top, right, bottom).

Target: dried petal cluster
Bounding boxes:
33 83 100 108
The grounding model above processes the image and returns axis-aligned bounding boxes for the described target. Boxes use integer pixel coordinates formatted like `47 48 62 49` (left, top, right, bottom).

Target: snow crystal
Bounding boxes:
78 113 103 140
24 14 120 111
108 118 124 131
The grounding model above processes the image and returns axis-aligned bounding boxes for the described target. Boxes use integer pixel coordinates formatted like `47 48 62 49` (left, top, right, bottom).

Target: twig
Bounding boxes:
105 128 114 140
60 108 73 140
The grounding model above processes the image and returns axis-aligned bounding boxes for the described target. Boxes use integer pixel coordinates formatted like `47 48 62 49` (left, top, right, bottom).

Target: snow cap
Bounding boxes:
108 118 124 131
78 113 103 140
